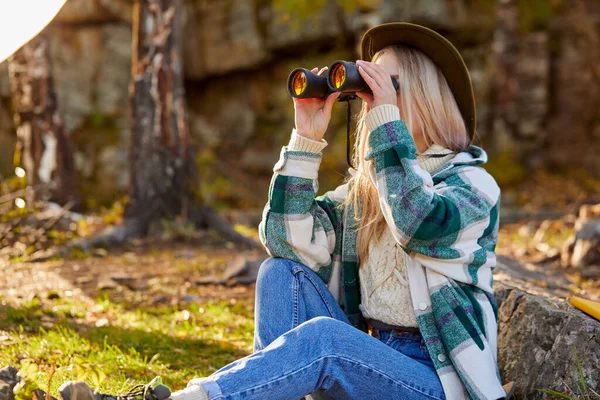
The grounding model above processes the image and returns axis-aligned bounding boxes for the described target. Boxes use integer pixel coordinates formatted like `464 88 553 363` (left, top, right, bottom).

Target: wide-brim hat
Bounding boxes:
360 22 476 141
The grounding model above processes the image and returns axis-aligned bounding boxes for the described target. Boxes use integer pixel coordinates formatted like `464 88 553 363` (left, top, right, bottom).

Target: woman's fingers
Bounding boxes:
357 62 382 93
356 60 397 107
358 61 390 90
360 61 388 80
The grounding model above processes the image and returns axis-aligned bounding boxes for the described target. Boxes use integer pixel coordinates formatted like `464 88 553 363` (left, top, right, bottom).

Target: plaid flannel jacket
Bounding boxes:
259 120 505 400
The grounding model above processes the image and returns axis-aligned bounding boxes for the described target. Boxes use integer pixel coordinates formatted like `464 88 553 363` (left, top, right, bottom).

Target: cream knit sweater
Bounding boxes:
289 104 457 327
359 144 455 327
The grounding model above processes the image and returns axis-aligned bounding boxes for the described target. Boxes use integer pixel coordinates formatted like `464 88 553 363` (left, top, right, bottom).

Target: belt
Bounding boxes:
365 318 420 338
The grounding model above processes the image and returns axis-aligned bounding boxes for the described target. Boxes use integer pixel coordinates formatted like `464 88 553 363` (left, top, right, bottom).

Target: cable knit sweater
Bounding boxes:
287 104 456 328
359 141 456 327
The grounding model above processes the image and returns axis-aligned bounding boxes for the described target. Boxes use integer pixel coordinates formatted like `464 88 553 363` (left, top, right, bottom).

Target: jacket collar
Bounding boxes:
450 144 488 166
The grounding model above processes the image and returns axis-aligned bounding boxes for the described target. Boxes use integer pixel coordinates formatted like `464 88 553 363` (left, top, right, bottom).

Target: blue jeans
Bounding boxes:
190 258 445 400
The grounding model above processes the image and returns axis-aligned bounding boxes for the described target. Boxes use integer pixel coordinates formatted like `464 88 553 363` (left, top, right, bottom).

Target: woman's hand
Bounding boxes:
293 67 341 141
355 60 397 110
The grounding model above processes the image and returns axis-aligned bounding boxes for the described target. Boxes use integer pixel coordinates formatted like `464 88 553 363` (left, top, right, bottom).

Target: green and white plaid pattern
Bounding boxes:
259 121 505 400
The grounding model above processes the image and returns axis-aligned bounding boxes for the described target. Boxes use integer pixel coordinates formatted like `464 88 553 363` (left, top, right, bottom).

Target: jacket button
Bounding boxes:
418 302 427 311
437 353 447 362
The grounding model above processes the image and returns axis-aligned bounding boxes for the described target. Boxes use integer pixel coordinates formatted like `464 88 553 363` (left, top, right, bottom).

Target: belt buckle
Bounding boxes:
366 321 379 338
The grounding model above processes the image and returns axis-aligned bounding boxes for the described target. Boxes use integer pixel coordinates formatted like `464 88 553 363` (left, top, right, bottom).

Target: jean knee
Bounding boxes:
294 317 353 357
298 317 348 340
256 257 298 287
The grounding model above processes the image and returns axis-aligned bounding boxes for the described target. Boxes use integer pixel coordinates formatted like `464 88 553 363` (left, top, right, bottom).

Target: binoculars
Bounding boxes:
287 60 399 102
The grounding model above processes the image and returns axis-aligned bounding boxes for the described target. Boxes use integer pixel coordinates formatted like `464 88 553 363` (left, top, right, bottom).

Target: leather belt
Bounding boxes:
365 318 420 338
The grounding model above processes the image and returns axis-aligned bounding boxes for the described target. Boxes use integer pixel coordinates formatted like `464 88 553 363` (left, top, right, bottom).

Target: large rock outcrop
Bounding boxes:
495 256 600 398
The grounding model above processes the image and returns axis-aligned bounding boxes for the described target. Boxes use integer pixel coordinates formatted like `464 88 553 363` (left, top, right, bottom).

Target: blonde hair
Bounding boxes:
345 45 470 263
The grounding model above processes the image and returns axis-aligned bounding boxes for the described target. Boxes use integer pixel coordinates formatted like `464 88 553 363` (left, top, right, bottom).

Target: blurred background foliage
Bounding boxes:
0 0 599 213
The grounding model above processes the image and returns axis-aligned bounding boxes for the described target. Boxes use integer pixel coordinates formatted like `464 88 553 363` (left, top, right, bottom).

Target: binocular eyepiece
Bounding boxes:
287 60 399 102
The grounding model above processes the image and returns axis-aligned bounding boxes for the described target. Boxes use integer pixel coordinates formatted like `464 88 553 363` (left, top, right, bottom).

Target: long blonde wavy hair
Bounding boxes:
345 45 470 263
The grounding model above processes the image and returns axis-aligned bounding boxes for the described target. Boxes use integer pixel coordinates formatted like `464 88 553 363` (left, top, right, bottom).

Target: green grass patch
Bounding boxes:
0 295 254 399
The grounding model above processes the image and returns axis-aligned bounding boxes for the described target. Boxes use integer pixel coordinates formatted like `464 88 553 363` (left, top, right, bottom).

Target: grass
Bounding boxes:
538 349 600 400
0 294 255 399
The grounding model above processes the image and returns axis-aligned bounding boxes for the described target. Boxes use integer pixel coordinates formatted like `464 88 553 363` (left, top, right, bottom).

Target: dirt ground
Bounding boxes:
0 232 262 309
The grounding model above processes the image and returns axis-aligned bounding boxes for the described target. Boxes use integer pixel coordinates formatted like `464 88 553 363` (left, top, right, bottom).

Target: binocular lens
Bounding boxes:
331 63 346 89
291 71 307 96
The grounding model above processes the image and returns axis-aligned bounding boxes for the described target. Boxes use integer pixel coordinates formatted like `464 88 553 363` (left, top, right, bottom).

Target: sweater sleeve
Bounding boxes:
258 130 346 283
365 119 501 263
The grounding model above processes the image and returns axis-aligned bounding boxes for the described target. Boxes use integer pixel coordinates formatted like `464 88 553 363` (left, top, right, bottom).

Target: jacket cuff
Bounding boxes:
365 120 417 161
273 144 323 181
365 104 401 132
288 128 328 153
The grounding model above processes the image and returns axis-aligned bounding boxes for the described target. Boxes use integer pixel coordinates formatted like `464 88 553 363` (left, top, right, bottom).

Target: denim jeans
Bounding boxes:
189 258 445 400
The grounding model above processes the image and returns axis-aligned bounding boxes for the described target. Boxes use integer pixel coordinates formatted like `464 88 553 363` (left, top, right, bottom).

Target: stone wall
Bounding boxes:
0 0 598 208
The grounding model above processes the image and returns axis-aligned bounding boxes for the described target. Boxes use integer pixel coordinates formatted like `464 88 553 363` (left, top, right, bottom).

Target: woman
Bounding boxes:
71 22 508 400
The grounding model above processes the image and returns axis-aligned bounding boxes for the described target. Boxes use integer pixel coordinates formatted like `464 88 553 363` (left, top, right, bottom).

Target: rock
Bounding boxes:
55 0 132 24
0 366 18 400
96 278 118 291
109 273 148 291
571 219 600 268
378 0 467 28
495 255 571 298
58 381 96 400
182 0 267 80
264 1 343 51
516 32 549 141
561 204 600 269
496 286 600 397
494 256 600 398
195 276 224 285
110 273 134 284
180 294 200 304
580 265 600 280
124 280 148 292
223 256 265 284
48 24 131 133
547 1 600 178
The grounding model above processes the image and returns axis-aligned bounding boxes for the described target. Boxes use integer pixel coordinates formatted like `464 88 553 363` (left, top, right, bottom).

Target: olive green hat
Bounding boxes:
360 22 476 141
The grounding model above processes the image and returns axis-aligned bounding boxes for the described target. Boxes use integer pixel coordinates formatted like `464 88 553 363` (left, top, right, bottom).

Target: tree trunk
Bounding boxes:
127 0 195 233
8 33 79 207
126 0 257 248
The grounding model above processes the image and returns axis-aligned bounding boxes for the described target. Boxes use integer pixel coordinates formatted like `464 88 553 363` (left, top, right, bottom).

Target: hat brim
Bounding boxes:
360 22 476 141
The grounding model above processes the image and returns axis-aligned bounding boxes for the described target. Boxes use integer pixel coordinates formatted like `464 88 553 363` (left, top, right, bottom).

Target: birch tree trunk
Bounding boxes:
8 33 79 206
